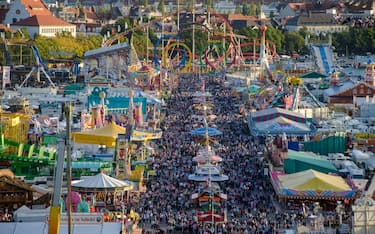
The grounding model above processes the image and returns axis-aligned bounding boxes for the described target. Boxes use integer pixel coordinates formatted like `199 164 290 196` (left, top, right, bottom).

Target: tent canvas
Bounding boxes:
72 172 133 192
278 169 351 191
0 222 121 234
72 122 125 147
270 170 357 199
284 150 337 174
300 71 328 79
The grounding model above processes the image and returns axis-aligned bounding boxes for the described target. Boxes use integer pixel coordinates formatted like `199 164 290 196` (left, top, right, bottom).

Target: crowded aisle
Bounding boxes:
128 73 301 234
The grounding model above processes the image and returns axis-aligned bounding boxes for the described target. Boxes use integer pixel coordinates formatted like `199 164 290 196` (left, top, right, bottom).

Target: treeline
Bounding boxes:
2 23 374 66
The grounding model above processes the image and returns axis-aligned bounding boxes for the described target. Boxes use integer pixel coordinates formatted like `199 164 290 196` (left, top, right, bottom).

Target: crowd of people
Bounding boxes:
124 73 305 233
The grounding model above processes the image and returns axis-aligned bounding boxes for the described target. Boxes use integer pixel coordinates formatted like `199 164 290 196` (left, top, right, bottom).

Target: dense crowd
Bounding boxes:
124 73 304 234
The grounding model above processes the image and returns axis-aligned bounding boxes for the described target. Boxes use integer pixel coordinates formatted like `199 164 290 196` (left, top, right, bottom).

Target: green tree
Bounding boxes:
269 11 274 18
235 4 241 14
283 31 305 55
242 4 250 16
249 2 256 16
265 26 284 54
158 0 166 14
139 0 148 7
255 2 262 17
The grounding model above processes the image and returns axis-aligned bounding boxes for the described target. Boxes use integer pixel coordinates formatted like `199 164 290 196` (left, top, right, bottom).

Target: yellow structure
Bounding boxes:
48 206 61 234
0 113 30 154
279 169 351 192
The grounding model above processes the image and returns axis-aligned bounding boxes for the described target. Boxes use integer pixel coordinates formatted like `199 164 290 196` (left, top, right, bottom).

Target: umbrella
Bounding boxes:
191 127 222 136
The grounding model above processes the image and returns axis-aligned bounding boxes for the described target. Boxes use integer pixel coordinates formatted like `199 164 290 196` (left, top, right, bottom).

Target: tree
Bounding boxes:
249 2 256 16
255 2 262 17
235 4 241 14
264 26 284 54
158 0 166 14
205 0 214 9
283 31 305 55
242 4 250 16
139 0 148 7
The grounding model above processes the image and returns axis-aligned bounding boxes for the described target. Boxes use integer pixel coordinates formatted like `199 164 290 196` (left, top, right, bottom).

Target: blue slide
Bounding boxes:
318 46 330 74
313 45 333 75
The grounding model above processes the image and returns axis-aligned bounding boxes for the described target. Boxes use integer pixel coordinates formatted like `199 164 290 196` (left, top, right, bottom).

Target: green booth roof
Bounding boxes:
284 150 337 174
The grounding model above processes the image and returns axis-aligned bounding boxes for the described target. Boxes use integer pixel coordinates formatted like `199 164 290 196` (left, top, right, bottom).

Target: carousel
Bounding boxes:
72 172 134 212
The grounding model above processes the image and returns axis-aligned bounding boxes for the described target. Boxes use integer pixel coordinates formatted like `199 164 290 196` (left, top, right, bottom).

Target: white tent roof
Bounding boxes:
72 173 133 192
0 222 121 234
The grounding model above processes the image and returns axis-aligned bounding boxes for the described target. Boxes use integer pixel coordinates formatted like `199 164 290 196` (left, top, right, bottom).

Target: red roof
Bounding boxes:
11 15 74 26
21 0 51 16
227 14 258 21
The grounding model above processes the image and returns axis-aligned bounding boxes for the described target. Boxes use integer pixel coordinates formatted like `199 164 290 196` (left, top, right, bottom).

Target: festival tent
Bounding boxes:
279 169 350 191
247 108 315 136
72 172 133 192
270 169 357 200
72 122 125 147
284 150 338 174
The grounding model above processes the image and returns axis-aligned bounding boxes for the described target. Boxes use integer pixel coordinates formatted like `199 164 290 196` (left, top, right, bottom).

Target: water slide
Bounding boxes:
312 45 334 75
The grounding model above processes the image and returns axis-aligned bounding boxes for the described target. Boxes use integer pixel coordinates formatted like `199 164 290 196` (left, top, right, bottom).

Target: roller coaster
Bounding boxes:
102 8 279 73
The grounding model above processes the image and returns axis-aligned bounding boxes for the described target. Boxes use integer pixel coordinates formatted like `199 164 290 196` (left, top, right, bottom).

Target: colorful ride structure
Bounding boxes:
189 86 227 228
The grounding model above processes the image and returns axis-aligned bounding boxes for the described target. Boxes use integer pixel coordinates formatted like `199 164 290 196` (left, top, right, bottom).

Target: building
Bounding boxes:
2 0 50 25
11 14 76 37
83 42 130 82
0 169 34 213
344 0 375 17
3 0 76 37
227 13 268 30
285 12 349 35
326 81 375 107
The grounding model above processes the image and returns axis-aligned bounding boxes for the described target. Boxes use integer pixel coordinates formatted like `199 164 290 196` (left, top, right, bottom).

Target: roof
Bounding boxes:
11 15 74 27
324 79 356 97
0 8 9 23
72 172 133 192
250 116 313 136
84 42 129 58
300 71 328 79
72 122 126 147
279 169 351 191
21 0 51 16
288 3 307 12
227 14 258 21
250 107 305 120
0 169 34 192
345 0 374 12
325 80 375 97
286 13 336 26
285 150 338 173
